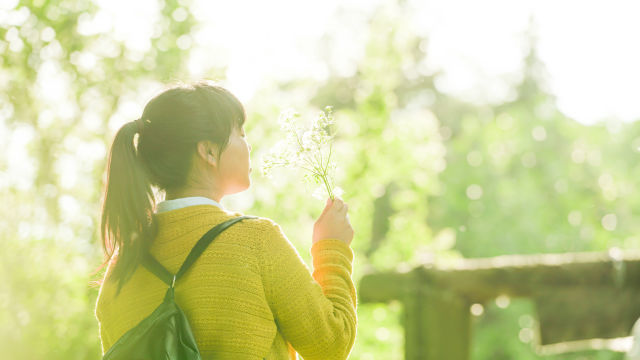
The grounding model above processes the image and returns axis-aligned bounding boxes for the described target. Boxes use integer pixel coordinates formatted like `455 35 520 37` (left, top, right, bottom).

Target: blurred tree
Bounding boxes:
427 26 638 259
0 0 198 358
304 2 635 359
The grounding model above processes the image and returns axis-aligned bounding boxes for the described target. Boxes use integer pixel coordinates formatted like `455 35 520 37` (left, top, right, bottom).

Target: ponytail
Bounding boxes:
100 120 157 296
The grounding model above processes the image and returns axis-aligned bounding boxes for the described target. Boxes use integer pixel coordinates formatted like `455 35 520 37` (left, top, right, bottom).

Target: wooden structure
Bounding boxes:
358 249 640 359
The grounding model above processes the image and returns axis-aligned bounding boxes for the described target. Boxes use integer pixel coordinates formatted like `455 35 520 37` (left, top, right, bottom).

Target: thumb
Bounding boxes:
320 198 332 216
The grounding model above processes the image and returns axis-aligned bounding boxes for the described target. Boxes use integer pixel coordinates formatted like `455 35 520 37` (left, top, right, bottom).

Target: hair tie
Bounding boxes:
135 118 145 134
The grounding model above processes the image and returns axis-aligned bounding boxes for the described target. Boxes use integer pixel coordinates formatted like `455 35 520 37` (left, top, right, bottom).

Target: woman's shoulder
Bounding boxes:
229 211 282 233
223 211 293 244
222 213 295 254
154 206 282 243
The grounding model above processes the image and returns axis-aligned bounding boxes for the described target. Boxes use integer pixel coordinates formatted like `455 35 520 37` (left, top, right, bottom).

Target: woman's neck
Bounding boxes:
165 187 223 203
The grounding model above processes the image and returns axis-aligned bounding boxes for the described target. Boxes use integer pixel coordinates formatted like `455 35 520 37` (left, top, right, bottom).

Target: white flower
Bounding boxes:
262 106 342 200
278 108 299 133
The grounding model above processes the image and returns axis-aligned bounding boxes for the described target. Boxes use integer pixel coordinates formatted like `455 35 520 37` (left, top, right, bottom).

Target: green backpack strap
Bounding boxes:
142 254 174 287
142 215 257 287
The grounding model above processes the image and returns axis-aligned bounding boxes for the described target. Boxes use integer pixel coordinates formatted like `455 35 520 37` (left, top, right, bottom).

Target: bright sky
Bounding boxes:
189 0 640 125
7 0 640 125
410 0 640 125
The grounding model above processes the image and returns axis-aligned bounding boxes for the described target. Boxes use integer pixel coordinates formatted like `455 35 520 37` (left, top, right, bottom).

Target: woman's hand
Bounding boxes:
312 197 354 246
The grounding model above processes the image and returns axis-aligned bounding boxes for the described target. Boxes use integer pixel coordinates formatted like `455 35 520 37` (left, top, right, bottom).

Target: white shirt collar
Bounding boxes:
155 196 223 213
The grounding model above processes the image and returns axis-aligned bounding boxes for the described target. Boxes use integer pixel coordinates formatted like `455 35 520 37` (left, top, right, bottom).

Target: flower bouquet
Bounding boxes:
262 106 343 200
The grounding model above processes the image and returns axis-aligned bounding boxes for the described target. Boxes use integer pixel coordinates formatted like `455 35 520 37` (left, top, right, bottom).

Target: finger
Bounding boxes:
319 198 332 217
325 197 333 210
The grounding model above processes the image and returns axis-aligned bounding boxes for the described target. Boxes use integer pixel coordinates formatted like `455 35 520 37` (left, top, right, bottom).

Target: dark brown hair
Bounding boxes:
98 81 246 295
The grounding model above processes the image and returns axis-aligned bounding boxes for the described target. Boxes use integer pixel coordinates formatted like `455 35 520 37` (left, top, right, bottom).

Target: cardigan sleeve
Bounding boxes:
259 220 357 360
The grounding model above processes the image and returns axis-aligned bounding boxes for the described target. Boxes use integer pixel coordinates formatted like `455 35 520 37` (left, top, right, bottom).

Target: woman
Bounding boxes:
94 81 357 360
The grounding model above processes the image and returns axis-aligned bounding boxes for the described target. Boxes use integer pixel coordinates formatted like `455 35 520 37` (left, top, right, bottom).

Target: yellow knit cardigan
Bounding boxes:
95 205 357 360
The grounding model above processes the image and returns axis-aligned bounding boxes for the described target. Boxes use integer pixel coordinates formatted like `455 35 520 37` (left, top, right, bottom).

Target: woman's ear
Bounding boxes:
196 141 217 167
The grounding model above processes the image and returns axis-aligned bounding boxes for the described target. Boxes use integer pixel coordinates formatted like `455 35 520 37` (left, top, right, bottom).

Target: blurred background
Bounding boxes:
1 0 639 358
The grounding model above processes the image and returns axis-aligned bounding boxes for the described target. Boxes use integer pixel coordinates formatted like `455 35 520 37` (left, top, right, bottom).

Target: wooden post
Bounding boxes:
403 270 471 360
357 250 640 359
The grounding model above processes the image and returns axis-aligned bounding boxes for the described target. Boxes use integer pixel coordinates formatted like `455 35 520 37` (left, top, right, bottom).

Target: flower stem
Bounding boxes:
320 172 334 200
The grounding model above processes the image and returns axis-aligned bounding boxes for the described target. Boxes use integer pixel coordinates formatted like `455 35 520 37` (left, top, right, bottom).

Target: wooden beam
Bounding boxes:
357 250 640 358
358 250 640 304
358 268 417 303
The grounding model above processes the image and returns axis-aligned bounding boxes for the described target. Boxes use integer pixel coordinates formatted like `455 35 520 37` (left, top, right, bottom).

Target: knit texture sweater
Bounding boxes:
95 205 357 360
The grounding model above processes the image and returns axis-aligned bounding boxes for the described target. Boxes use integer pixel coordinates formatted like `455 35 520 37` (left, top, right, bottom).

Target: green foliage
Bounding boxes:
1 0 636 359
1 0 197 358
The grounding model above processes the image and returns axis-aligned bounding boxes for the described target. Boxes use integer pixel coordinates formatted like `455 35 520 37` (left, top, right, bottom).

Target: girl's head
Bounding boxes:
99 81 251 293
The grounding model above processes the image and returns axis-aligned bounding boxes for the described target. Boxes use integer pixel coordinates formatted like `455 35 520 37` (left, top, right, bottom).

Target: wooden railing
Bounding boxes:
358 249 640 359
